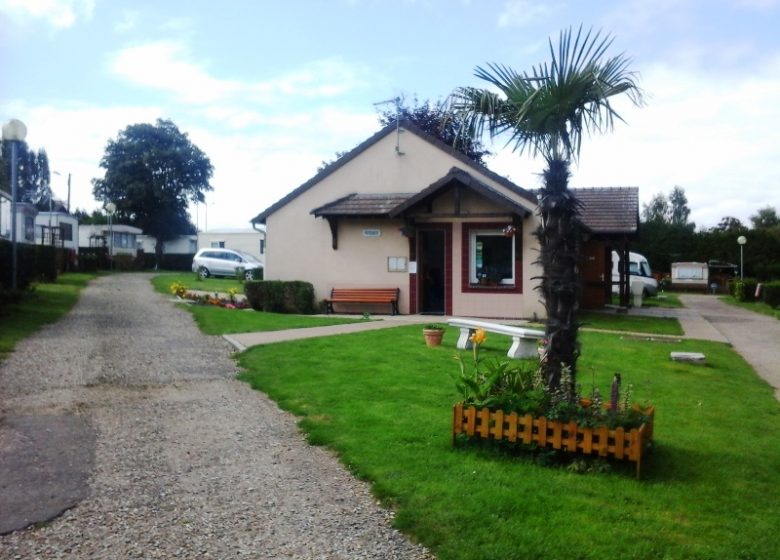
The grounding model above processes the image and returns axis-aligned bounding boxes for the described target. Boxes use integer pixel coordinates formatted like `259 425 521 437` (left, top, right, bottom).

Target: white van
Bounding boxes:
611 251 658 297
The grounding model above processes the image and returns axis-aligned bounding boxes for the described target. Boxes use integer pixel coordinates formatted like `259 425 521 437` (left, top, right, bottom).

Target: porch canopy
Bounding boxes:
311 167 534 249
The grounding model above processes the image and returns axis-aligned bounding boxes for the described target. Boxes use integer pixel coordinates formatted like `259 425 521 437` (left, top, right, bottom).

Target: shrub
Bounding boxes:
0 240 57 289
762 281 780 308
730 278 759 301
244 280 315 314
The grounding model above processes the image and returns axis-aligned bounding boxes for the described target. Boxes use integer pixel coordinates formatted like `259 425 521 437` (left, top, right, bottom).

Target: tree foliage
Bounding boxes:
73 207 109 225
92 119 213 265
750 206 780 230
378 97 492 165
636 208 780 281
1 140 51 204
451 26 642 393
642 186 693 227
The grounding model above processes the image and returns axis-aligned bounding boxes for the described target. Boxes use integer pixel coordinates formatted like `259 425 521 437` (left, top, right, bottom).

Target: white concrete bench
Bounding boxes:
448 318 545 359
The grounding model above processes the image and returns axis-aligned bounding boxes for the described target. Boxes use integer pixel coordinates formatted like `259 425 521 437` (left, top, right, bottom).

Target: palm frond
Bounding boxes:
450 25 643 163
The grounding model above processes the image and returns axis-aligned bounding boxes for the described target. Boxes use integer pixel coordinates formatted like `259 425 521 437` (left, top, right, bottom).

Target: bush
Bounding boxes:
762 281 780 308
244 280 315 314
0 239 57 289
729 278 759 301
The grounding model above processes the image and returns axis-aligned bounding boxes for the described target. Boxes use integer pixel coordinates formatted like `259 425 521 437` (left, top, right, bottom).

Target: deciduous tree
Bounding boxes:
92 119 213 267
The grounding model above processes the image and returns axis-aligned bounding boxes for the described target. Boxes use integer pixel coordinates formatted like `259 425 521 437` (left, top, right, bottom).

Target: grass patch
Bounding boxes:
186 305 365 335
150 271 247 294
238 327 779 560
720 295 780 321
612 292 684 308
151 271 364 335
580 311 683 335
0 273 96 361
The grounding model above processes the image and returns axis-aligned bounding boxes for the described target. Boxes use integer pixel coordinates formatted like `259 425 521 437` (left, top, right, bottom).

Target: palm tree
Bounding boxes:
450 26 643 394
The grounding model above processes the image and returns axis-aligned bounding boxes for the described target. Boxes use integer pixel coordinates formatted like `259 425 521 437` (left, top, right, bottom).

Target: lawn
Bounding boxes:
238 326 780 560
151 271 247 294
579 311 683 335
720 295 780 320
185 305 365 335
150 272 365 335
0 273 96 361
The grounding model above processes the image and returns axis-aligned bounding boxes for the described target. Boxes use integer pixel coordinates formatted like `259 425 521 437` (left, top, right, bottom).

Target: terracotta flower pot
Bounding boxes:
423 328 444 347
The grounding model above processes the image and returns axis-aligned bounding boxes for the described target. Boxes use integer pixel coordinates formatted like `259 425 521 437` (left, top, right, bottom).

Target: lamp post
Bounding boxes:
105 202 117 270
2 118 28 291
737 235 747 280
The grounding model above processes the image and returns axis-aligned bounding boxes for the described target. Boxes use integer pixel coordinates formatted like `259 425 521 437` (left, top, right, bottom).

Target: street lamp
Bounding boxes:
2 118 28 291
105 202 117 269
737 235 747 280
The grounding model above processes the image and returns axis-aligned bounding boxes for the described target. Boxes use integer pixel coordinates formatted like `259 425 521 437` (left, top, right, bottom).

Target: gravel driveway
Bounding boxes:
0 274 431 559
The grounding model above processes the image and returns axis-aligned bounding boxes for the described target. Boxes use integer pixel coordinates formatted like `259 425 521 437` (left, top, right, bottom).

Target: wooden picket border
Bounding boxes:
452 403 655 478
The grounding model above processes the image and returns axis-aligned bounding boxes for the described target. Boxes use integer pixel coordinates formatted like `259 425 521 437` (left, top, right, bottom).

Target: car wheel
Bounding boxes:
244 270 255 281
198 266 210 279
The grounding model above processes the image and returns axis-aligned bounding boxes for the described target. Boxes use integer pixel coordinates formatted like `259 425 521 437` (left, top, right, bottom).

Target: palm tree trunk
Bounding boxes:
535 158 582 395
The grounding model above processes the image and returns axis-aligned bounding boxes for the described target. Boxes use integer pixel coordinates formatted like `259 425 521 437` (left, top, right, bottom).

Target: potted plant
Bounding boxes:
422 324 445 347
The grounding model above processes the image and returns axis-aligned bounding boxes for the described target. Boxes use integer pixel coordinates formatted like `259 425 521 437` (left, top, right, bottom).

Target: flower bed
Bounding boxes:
452 403 655 478
170 282 249 309
452 328 655 478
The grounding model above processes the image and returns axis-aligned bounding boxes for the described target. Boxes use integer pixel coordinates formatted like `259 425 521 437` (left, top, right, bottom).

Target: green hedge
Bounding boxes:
0 239 57 290
244 280 315 314
762 281 780 308
729 278 759 301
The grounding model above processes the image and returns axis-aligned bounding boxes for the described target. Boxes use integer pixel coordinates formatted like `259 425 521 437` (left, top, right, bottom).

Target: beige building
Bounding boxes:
252 121 638 319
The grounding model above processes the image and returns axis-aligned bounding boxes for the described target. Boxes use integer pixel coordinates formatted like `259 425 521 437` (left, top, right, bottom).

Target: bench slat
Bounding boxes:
326 288 400 315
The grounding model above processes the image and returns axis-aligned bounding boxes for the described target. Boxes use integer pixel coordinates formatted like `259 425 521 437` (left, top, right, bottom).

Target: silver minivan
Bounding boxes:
191 248 263 280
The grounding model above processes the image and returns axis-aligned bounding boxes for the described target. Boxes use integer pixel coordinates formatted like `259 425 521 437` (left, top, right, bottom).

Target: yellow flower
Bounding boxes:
469 328 487 346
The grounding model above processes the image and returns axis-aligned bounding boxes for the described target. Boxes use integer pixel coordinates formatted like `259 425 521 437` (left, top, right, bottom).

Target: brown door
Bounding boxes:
580 241 608 309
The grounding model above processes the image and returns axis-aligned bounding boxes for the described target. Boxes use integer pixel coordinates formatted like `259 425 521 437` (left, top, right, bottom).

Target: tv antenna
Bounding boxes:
373 95 404 155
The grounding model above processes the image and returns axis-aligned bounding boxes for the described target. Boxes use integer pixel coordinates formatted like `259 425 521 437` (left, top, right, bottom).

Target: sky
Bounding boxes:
2 0 779 231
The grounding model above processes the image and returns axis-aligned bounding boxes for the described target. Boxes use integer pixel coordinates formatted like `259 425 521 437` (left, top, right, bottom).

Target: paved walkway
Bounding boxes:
677 294 780 400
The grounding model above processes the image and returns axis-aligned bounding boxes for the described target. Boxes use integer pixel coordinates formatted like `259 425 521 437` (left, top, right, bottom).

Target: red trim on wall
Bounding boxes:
460 222 523 294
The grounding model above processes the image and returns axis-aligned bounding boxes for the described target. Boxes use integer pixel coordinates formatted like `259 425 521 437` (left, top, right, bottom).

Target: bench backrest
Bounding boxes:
331 288 399 301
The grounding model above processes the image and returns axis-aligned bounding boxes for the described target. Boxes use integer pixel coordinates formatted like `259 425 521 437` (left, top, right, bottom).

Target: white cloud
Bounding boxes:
113 9 139 33
497 0 561 28
0 100 163 212
108 40 372 110
0 0 94 29
490 55 780 229
109 41 243 105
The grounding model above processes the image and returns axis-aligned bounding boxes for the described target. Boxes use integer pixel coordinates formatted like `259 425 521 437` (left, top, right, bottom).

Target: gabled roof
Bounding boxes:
310 168 534 220
251 120 535 224
389 167 532 217
312 193 415 217
573 187 639 235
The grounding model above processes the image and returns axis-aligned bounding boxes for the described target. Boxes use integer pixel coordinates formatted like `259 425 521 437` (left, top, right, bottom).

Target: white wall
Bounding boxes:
197 229 265 265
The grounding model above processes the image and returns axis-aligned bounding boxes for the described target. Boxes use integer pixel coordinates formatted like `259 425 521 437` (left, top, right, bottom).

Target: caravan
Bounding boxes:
612 251 658 297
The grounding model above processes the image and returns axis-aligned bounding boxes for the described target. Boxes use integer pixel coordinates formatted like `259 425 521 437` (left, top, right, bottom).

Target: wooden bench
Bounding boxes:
448 317 544 359
325 288 400 315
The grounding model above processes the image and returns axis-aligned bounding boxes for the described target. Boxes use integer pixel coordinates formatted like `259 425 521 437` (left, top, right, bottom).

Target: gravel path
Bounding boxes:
0 274 431 559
